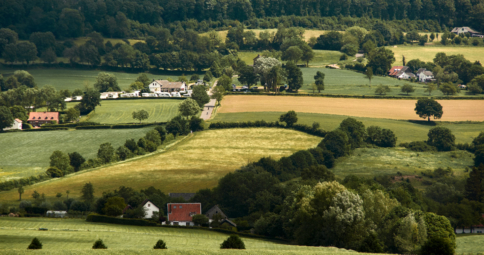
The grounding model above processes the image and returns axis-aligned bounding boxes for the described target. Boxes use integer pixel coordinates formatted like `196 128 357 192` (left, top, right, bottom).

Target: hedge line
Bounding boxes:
43 122 100 128
75 123 164 130
225 92 484 100
103 97 186 101
86 214 157 226
23 128 68 132
208 121 326 137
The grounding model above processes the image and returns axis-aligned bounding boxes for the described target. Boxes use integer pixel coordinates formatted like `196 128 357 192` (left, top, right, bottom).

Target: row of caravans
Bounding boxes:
141 92 182 97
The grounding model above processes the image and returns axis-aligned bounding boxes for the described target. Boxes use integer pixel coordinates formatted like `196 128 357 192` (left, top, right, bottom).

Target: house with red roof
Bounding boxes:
28 112 59 126
166 203 201 226
455 214 484 234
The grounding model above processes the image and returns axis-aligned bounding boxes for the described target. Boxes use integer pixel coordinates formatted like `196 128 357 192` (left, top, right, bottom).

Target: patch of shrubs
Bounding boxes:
28 237 42 249
92 239 107 249
220 235 245 249
154 239 167 249
400 141 437 152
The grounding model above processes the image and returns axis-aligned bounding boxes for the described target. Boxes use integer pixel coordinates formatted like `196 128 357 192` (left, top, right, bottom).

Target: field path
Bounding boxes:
219 95 484 121
201 80 217 120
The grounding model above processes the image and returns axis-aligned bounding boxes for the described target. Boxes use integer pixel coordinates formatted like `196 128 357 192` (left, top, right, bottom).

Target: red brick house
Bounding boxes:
166 203 201 226
28 112 59 126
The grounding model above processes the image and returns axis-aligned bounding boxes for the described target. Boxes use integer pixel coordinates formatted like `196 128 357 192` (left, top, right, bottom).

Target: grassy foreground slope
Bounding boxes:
0 218 362 255
0 128 321 202
0 128 151 182
212 112 484 144
85 99 183 124
455 234 484 254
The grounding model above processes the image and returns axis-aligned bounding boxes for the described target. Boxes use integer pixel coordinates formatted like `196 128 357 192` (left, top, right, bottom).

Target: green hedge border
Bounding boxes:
226 92 484 100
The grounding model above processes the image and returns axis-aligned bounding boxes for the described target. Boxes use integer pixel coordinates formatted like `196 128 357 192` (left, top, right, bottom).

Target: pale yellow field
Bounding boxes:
218 95 484 121
202 29 331 42
390 45 484 66
0 128 320 202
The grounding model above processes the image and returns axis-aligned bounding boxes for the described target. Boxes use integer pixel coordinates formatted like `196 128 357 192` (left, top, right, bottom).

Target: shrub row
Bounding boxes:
43 122 100 128
86 214 157 226
225 92 484 100
75 123 163 130
75 125 112 130
23 128 68 132
208 121 326 137
0 174 51 192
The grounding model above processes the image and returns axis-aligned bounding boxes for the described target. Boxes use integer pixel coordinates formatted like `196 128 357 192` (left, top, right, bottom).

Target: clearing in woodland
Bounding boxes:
389 45 484 66
0 128 321 202
0 217 364 255
84 99 183 124
218 95 484 122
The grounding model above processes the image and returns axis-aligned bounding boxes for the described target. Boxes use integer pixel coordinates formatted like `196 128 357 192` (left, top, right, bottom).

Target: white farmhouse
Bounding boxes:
3 118 22 131
149 80 186 94
417 70 434 83
142 200 160 219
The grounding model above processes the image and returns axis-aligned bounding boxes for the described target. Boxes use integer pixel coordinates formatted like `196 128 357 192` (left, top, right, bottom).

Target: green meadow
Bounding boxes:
0 128 151 181
0 217 365 255
211 112 484 144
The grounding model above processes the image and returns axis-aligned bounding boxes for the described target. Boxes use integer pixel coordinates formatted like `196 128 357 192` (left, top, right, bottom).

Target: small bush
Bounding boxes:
153 239 167 249
403 141 437 152
220 235 245 249
92 239 107 249
28 237 42 249
420 236 454 255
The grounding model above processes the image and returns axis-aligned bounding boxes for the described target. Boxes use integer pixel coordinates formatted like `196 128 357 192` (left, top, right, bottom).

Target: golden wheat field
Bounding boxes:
218 95 484 121
0 128 320 202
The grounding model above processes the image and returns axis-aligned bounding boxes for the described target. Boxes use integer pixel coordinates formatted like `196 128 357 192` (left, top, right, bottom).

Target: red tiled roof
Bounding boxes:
28 112 59 121
388 66 404 76
167 203 201 222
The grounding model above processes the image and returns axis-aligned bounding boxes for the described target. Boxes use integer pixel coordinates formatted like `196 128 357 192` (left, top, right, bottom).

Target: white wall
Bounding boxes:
143 201 159 219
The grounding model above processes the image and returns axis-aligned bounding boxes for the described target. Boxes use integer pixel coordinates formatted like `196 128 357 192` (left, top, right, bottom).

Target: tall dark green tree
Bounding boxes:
0 106 13 130
81 182 95 204
367 47 395 75
465 165 484 202
285 62 303 92
415 99 443 122
314 71 325 92
191 85 210 107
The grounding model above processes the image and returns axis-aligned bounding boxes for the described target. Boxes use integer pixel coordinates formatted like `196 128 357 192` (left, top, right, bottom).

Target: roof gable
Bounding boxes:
205 205 227 219
151 80 185 89
167 203 201 222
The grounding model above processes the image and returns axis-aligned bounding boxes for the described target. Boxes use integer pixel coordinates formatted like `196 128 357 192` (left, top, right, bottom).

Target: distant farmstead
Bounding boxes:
141 200 160 219
149 80 186 94
28 112 59 126
166 203 201 226
451 27 483 37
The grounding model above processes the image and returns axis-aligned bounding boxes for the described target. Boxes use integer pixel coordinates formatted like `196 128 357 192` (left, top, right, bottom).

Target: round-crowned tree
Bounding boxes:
154 239 167 249
279 111 298 127
28 237 42 249
92 239 107 249
415 99 443 122
427 127 455 151
46 166 64 178
220 235 245 249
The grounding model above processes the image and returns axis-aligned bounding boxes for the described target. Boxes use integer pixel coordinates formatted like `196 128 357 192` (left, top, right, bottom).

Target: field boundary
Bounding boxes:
226 92 484 100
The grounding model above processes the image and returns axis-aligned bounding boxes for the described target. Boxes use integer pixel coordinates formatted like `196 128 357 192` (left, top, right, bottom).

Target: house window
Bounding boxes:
148 204 150 207
174 206 177 209
180 206 182 209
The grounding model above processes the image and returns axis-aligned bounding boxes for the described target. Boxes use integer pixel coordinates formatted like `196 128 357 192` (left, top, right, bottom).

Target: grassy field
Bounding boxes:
455 234 484 254
0 128 151 182
0 218 364 254
0 128 321 202
84 99 183 124
218 95 484 122
0 67 181 91
389 45 484 66
202 29 330 43
332 147 474 179
211 112 484 144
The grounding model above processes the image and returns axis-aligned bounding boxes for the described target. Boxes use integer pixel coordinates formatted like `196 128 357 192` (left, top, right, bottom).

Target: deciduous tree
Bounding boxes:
279 111 298 127
132 109 149 123
415 99 443 122
178 98 200 119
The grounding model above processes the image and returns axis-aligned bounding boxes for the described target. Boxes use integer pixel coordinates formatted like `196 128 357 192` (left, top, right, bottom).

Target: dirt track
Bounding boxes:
219 95 484 121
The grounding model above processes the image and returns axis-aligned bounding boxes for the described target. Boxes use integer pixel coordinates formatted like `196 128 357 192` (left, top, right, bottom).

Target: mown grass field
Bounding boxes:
0 128 321 202
84 99 183 124
0 67 181 91
455 234 484 254
389 45 484 66
202 29 330 43
0 218 364 255
332 147 474 179
211 112 484 144
218 95 484 122
0 128 151 182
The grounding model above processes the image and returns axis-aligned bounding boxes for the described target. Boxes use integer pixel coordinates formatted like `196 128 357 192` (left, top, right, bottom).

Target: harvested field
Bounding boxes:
218 95 484 121
389 45 484 66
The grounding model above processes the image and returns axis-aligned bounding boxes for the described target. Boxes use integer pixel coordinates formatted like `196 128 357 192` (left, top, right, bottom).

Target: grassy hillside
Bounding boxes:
0 128 151 182
0 128 321 202
389 45 484 66
0 218 363 255
211 112 484 144
84 99 183 124
455 234 484 254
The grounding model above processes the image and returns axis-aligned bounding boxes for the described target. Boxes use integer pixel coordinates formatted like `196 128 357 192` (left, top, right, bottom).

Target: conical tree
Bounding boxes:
153 239 167 249
92 239 107 249
28 237 42 249
220 235 245 249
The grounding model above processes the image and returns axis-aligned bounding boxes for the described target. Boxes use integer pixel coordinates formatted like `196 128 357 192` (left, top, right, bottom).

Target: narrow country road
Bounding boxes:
200 80 217 120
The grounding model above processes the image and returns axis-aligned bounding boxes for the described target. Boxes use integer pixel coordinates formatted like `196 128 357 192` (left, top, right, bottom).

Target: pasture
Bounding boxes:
0 128 151 182
201 29 330 43
455 234 484 254
389 45 484 66
84 99 183 124
0 68 181 91
0 218 363 255
0 128 321 202
218 95 484 122
211 112 484 144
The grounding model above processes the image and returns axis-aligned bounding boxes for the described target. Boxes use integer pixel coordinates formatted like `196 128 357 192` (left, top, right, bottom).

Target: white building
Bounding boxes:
3 118 22 131
46 210 67 218
149 80 186 94
100 91 122 99
142 200 160 219
418 70 434 83
120 91 140 98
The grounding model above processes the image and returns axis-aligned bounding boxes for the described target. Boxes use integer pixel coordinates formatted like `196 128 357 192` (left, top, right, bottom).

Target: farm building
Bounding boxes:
120 91 140 97
205 205 227 220
456 214 484 234
166 203 201 226
64 96 82 102
451 27 483 37
416 69 435 82
388 66 406 77
169 193 195 201
149 80 186 94
28 112 59 126
3 118 22 131
46 211 67 218
141 200 160 219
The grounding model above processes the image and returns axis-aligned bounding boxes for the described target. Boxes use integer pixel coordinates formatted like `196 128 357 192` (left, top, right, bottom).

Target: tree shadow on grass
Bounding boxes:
407 119 438 126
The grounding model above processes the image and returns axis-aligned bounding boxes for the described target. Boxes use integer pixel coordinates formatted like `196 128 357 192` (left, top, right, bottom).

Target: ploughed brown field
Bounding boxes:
219 95 484 121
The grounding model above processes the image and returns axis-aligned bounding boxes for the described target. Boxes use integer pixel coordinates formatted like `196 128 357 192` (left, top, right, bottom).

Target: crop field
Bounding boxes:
0 128 321 202
84 99 183 124
389 45 484 66
211 112 484 144
0 218 364 255
0 68 181 91
455 234 484 254
218 95 484 122
202 29 331 43
332 147 474 179
0 128 151 182
238 50 343 68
